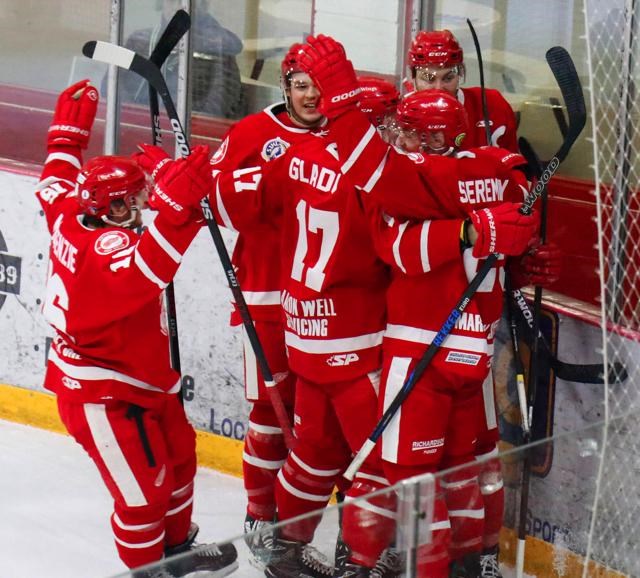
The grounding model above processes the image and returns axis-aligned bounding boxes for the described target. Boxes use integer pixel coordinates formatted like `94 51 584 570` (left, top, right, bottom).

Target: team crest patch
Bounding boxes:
261 137 290 161
94 230 130 255
210 136 229 165
407 152 425 165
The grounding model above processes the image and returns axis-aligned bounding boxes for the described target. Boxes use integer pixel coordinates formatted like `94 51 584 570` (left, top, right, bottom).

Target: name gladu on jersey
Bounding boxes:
282 289 336 338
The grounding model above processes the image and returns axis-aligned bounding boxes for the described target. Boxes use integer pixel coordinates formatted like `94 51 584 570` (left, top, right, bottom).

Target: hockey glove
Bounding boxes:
133 143 172 183
47 80 99 149
299 34 360 119
470 202 540 258
150 145 212 226
508 240 562 288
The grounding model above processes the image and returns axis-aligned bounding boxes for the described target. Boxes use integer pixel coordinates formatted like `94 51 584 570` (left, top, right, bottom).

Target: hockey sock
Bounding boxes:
442 466 484 560
342 468 394 566
243 403 289 520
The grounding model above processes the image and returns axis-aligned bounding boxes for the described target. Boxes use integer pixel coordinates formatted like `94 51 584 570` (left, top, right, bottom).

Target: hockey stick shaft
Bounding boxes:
149 10 191 382
467 18 492 146
516 46 586 578
83 40 296 450
345 46 587 482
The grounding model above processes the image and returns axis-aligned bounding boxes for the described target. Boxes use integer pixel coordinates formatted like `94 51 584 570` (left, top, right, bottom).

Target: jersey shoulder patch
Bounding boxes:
261 137 291 161
94 230 131 255
210 136 229 165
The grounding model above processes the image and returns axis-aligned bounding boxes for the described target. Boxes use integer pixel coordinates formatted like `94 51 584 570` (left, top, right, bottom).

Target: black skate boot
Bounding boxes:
370 548 404 578
449 552 482 578
478 545 502 578
264 538 334 578
164 523 238 578
244 513 287 570
333 561 371 577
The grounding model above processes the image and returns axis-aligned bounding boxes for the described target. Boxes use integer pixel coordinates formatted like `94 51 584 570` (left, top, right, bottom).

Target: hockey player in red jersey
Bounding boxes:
408 30 562 577
37 80 237 578
295 36 543 578
407 29 518 152
207 41 329 569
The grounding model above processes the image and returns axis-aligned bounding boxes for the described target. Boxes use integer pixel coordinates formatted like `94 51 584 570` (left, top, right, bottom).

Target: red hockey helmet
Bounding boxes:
281 42 305 86
408 30 464 70
357 75 400 126
76 156 147 224
396 89 469 150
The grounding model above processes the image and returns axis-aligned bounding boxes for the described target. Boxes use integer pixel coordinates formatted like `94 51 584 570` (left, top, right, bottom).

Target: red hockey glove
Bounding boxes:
298 34 360 119
509 240 562 288
150 145 212 226
133 143 172 182
470 202 540 258
47 80 99 149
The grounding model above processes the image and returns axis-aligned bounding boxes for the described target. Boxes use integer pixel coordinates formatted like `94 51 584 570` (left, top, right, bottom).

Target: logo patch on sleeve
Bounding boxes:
261 137 290 161
211 136 229 165
94 230 130 255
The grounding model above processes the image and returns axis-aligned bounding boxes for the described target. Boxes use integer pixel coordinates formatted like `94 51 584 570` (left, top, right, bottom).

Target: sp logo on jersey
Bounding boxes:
261 137 290 161
94 230 130 255
326 353 359 367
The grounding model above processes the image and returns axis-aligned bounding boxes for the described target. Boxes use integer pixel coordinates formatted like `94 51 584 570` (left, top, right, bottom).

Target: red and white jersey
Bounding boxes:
321 109 529 378
210 102 322 322
372 147 529 379
214 136 390 383
37 146 201 407
458 87 518 152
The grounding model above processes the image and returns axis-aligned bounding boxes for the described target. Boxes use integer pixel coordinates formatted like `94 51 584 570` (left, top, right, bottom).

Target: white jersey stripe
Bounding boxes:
166 495 194 516
381 356 412 463
341 124 376 174
44 152 82 169
362 148 389 193
83 403 147 507
248 421 283 435
448 507 485 520
114 531 165 549
420 221 431 272
242 451 286 470
215 177 237 232
343 495 396 519
392 221 408 274
285 330 384 354
238 291 281 306
147 220 182 263
277 470 333 502
49 347 174 393
290 451 342 477
385 324 492 355
135 250 167 289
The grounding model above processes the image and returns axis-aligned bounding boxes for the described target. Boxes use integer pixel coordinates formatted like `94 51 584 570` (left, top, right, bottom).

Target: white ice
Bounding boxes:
0 419 524 578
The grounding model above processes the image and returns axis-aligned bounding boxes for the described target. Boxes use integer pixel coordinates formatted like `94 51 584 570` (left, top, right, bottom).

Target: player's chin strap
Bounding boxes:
101 203 141 229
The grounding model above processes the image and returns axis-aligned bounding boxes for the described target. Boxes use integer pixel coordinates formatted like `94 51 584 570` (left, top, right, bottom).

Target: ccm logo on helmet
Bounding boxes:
326 353 359 366
330 88 361 103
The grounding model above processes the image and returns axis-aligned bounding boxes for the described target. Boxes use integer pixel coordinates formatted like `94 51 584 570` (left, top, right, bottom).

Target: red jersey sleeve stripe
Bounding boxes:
134 249 168 289
45 151 82 169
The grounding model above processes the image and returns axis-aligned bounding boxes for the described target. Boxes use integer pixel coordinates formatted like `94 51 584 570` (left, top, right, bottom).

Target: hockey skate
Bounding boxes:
478 546 502 578
243 514 287 570
449 552 481 578
264 538 334 578
333 560 371 577
370 548 404 578
158 523 239 577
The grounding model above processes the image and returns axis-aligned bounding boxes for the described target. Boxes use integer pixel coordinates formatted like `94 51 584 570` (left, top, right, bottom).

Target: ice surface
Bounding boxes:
0 419 525 577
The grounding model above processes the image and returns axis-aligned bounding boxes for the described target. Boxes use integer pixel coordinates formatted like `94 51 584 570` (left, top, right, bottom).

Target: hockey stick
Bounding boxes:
82 40 296 450
344 46 586 482
148 10 191 388
515 47 586 578
466 18 492 146
510 287 628 384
